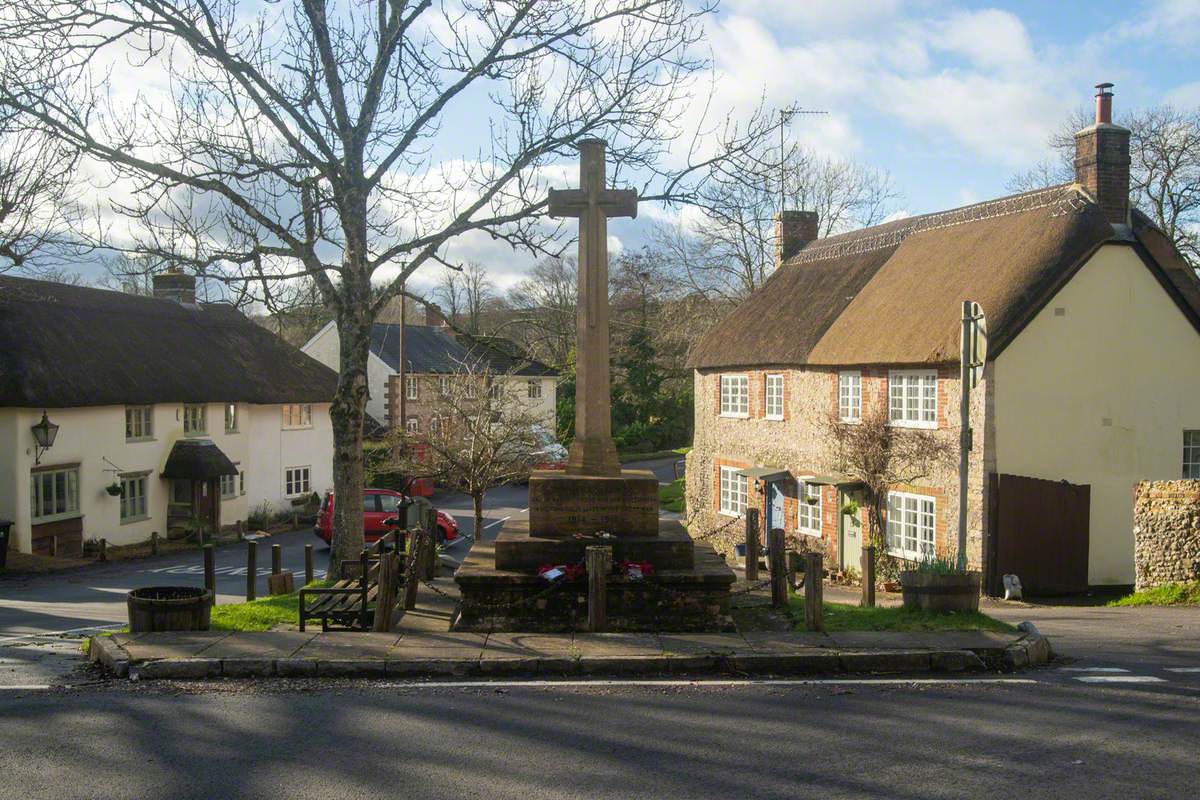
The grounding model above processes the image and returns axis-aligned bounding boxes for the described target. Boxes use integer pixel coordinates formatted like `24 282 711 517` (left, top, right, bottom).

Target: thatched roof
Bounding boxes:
370 323 556 377
688 185 1200 369
0 276 339 408
160 439 239 480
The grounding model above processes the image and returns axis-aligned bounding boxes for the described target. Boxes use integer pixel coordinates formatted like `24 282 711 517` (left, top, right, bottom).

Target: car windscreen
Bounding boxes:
378 494 406 513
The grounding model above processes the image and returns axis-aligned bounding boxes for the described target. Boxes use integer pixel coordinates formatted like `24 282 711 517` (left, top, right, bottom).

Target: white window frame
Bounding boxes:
838 371 862 423
1185 430 1200 479
886 491 936 561
888 370 938 429
282 403 312 429
239 470 246 496
718 466 748 517
430 416 441 434
466 379 478 400
120 472 150 522
224 402 239 433
405 417 419 434
183 403 207 436
764 374 784 421
284 466 311 498
125 406 153 441
30 466 80 524
527 379 542 400
798 482 822 535
719 375 749 418
439 376 451 396
406 375 419 400
220 468 239 500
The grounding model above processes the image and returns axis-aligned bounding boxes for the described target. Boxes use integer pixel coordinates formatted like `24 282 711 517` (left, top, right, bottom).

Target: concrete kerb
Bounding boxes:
90 631 1052 680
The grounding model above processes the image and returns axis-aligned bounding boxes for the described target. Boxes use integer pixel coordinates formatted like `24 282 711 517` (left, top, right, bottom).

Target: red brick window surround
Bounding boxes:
887 370 938 429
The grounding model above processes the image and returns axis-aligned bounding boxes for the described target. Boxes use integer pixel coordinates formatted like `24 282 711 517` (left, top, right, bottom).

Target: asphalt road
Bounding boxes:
0 678 1196 799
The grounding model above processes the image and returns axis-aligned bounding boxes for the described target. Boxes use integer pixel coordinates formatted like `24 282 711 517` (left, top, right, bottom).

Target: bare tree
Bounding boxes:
0 108 79 271
653 143 900 303
822 407 954 580
1 0 779 578
1009 105 1200 269
389 360 542 542
505 256 578 369
431 266 467 326
461 261 495 334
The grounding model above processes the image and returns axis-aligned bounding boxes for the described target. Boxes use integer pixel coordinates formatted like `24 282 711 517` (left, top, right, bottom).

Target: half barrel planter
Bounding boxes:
127 586 214 632
898 571 982 613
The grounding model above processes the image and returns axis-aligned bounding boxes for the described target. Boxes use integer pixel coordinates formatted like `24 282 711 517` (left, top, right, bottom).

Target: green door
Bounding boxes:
839 490 863 573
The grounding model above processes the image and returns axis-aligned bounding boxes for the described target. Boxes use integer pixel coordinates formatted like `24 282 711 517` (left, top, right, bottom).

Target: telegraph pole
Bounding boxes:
958 301 986 570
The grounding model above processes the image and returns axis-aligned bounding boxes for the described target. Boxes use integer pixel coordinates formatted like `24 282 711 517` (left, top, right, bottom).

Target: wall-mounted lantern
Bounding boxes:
31 411 59 466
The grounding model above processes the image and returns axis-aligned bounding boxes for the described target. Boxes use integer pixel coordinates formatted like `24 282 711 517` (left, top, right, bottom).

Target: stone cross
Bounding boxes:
548 138 638 477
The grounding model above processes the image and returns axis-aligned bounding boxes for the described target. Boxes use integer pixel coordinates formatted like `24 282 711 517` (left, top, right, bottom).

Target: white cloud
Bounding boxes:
932 10 1034 70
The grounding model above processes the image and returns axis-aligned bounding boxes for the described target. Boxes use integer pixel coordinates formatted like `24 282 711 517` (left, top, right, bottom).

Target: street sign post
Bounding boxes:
958 301 986 570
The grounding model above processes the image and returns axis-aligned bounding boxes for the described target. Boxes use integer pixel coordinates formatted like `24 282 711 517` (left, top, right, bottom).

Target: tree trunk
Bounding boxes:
327 296 372 580
472 493 485 542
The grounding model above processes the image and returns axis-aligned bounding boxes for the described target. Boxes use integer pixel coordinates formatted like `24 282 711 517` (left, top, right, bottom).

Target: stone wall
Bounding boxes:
1133 481 1200 590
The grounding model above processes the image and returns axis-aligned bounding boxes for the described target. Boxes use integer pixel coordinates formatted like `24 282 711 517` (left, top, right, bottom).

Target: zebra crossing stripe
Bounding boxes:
1073 675 1166 684
1059 667 1129 673
1164 667 1200 673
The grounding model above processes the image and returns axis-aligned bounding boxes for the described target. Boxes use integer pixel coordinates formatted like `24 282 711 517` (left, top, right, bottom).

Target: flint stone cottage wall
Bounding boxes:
1133 480 1200 590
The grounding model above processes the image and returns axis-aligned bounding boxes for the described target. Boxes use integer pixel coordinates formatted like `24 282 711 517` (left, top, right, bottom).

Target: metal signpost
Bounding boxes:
958 301 986 570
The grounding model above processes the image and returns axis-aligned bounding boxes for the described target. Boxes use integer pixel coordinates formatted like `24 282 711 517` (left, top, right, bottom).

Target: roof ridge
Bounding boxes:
788 184 1088 265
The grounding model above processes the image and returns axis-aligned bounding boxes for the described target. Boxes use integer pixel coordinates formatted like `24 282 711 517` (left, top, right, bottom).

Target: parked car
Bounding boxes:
530 425 568 471
313 488 460 547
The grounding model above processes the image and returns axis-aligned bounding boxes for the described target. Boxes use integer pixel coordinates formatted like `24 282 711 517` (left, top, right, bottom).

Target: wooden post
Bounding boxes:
304 544 314 586
744 507 760 581
271 543 282 575
203 544 215 600
292 511 299 530
586 545 612 632
402 529 426 610
245 540 257 601
804 551 824 631
235 520 244 540
372 552 399 632
150 531 159 556
861 545 876 608
768 528 787 608
49 535 58 558
98 538 107 563
421 505 438 580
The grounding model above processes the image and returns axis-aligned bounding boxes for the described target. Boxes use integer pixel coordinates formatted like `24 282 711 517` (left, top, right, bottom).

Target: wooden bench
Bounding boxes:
299 533 409 632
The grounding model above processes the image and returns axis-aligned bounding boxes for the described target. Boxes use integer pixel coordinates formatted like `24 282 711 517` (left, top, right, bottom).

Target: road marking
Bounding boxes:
0 624 124 645
1072 675 1166 684
0 685 54 691
1164 667 1200 673
482 516 510 531
376 677 1039 690
1059 667 1130 673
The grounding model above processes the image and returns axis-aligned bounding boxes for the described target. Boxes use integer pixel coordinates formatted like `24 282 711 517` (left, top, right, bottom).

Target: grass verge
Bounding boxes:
659 478 685 514
790 596 1016 632
209 580 331 631
1107 581 1200 607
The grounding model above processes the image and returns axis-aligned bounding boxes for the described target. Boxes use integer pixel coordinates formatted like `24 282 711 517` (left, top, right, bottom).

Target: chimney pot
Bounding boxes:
774 210 819 268
1094 82 1114 124
425 303 448 327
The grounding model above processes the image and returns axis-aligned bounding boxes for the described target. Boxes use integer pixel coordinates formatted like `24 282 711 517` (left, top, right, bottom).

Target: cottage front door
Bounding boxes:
839 490 863 573
766 481 786 534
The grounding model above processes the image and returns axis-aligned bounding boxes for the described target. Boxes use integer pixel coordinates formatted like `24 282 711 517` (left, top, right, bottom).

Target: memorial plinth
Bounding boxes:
527 469 659 538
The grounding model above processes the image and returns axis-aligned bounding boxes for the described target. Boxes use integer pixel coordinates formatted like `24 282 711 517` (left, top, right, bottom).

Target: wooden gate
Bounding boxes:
986 473 1090 596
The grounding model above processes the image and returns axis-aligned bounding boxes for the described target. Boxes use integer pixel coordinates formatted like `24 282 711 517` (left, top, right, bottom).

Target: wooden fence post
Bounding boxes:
744 507 760 581
49 535 58 558
245 540 257 602
804 552 824 631
271 543 282 575
402 529 426 610
304 544 314 586
586 545 612 633
861 545 876 608
150 531 159 557
768 529 787 608
98 538 107 563
372 551 400 632
203 544 215 600
420 506 438 580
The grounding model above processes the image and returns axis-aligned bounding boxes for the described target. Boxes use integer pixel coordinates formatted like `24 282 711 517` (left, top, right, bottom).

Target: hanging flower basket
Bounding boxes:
105 482 124 497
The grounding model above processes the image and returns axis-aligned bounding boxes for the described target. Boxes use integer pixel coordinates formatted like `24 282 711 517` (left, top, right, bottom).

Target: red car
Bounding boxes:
314 488 460 546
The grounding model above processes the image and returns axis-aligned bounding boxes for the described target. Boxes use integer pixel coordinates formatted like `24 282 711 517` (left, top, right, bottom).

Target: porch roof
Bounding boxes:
796 471 862 487
735 466 791 483
160 439 239 480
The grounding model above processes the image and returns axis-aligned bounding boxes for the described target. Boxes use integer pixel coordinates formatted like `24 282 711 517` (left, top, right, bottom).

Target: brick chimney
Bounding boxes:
774 210 819 267
152 267 196 304
424 303 448 327
1074 82 1131 226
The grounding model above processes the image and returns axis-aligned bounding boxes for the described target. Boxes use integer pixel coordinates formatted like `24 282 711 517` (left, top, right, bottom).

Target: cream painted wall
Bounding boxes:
301 322 391 424
499 376 557 429
994 243 1200 585
0 401 333 552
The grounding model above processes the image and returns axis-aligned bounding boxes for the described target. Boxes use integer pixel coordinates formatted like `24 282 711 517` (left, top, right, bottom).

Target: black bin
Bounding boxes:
0 519 12 570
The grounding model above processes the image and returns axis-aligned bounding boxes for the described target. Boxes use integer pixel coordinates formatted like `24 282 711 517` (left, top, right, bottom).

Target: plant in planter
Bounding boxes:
105 482 124 497
840 499 859 516
899 551 982 612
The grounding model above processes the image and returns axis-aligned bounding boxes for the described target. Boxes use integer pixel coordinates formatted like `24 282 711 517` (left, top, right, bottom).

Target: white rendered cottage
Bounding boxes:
0 272 337 556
